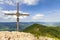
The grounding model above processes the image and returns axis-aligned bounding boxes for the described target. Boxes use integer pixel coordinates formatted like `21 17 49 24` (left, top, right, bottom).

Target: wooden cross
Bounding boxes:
5 2 29 31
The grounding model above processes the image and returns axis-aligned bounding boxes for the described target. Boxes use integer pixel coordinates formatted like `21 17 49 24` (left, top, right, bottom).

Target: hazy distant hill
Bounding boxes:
0 22 60 31
0 22 31 31
36 22 60 26
23 23 60 39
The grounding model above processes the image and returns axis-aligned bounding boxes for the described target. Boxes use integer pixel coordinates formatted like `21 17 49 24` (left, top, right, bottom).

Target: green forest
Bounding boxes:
23 23 60 40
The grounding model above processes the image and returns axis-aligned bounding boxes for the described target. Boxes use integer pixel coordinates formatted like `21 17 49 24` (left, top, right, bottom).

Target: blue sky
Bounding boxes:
0 0 60 22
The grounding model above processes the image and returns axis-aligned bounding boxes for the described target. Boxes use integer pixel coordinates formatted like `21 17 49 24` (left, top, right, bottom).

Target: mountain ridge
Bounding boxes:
23 23 60 39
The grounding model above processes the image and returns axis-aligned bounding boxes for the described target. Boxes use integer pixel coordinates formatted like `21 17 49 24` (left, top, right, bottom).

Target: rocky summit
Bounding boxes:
0 31 37 40
0 31 55 40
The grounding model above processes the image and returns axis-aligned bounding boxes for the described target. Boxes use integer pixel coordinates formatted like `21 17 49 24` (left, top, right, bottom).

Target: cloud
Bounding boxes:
5 0 15 5
0 10 29 22
41 10 60 22
0 7 4 18
32 14 44 20
0 0 4 4
2 10 17 13
0 0 14 5
2 10 29 14
2 10 29 18
23 0 39 5
0 0 40 5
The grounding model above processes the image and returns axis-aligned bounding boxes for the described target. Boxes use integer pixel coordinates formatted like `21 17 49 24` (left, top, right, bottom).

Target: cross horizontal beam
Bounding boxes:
5 13 16 15
5 13 29 16
20 14 29 16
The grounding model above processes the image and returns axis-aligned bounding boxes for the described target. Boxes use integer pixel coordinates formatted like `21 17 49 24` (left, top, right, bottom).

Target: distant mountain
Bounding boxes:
0 22 31 31
0 22 60 31
35 22 60 26
23 23 60 38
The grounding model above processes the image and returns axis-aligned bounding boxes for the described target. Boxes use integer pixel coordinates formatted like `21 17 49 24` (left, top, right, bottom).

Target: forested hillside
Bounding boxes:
23 23 60 39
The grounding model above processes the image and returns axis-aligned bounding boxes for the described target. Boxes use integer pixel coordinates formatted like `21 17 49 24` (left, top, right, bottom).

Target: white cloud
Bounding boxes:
32 14 44 20
23 0 39 5
0 10 29 22
0 0 40 5
2 10 17 13
4 0 14 5
0 7 4 18
0 9 30 22
2 10 29 14
13 15 27 19
0 0 4 4
41 10 60 22
2 10 29 19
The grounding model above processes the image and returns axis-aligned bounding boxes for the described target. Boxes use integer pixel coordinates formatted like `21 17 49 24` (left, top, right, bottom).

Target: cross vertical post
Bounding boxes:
16 2 19 31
